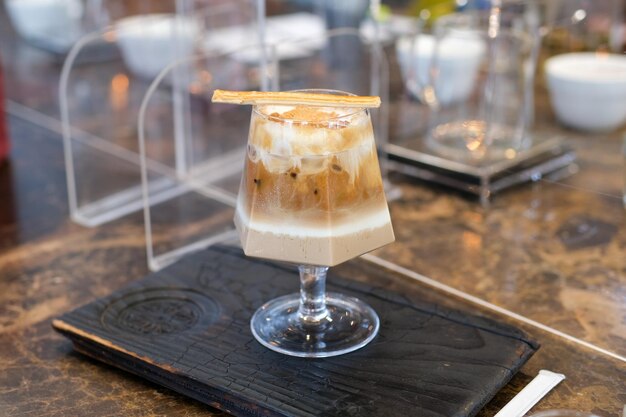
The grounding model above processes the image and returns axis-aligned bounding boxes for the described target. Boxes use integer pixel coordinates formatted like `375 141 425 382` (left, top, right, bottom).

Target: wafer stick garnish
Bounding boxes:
211 89 381 108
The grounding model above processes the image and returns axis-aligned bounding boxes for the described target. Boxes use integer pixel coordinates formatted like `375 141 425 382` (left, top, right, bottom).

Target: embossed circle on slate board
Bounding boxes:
100 288 220 336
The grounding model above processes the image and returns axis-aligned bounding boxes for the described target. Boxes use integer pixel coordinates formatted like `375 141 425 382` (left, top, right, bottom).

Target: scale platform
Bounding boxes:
385 135 577 204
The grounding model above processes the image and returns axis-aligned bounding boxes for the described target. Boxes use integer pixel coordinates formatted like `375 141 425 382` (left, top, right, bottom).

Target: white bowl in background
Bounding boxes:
395 33 485 106
6 0 84 51
545 52 626 132
116 14 199 80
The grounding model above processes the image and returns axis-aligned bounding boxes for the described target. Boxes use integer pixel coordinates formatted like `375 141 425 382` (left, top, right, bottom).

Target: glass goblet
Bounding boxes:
234 89 395 357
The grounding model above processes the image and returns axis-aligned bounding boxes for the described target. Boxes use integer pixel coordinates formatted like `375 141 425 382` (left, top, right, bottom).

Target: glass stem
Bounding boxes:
298 265 329 327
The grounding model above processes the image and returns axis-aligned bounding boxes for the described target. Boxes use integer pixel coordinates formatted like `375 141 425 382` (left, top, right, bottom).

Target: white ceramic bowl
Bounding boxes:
545 52 626 132
395 33 485 106
6 0 84 51
116 14 199 80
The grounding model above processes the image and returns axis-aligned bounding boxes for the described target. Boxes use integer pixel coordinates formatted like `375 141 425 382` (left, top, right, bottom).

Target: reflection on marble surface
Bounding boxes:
373 155 625 358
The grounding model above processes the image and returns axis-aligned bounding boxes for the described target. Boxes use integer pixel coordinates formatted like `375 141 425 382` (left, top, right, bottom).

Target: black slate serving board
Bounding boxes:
53 245 538 417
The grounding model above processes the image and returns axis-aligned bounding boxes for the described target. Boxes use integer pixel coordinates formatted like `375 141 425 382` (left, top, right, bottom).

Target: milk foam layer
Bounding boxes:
236 197 392 238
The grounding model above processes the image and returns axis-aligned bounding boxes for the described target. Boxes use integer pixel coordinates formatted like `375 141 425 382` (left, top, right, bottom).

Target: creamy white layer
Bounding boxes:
235 202 391 238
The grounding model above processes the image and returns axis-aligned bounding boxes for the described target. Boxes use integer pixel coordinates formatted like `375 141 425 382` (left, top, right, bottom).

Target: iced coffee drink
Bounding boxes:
234 96 394 267
213 88 393 358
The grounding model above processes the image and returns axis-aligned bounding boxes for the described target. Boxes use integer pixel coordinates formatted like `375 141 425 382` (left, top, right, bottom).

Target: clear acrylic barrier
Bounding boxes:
138 45 274 271
60 27 155 227
60 0 260 227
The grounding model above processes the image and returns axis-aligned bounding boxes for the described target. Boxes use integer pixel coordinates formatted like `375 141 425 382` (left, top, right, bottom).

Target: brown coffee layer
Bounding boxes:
242 145 385 219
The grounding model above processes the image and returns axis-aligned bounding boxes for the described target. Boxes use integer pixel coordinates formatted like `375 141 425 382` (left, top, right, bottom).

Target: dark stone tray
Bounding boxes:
53 245 538 417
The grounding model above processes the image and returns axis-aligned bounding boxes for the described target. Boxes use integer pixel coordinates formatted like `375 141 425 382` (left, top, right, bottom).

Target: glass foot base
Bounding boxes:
250 292 380 358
